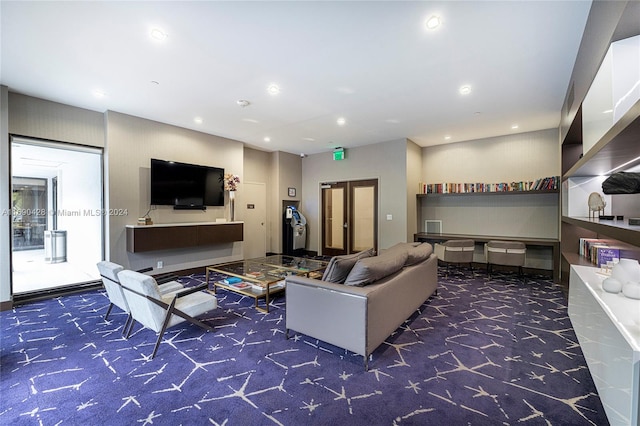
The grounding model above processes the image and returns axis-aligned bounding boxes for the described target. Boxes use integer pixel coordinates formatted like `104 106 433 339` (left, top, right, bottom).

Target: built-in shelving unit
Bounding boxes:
415 188 560 277
568 265 640 426
560 100 640 286
560 11 640 426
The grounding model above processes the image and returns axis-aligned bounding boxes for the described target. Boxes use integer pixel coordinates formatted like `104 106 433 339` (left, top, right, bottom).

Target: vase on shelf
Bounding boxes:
228 190 236 222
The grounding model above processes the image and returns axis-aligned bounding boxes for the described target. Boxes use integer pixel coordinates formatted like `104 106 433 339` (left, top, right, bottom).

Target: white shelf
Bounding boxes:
568 264 640 425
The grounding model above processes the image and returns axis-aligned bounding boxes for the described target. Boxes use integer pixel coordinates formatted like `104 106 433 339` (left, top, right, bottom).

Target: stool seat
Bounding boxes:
485 240 526 278
435 239 475 275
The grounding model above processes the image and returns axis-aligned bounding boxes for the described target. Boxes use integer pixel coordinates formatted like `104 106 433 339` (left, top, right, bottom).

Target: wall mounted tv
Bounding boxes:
150 159 224 209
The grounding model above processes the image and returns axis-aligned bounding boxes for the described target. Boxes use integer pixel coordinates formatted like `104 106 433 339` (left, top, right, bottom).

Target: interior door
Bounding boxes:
321 182 348 256
350 179 378 253
243 182 267 259
321 179 378 256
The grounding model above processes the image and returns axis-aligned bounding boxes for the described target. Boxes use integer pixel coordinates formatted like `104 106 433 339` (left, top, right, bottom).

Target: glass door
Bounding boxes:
11 137 103 296
321 179 378 256
350 179 378 253
321 182 347 256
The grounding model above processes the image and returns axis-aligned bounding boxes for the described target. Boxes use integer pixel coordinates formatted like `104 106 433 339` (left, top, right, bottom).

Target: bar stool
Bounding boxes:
434 239 475 275
484 240 526 279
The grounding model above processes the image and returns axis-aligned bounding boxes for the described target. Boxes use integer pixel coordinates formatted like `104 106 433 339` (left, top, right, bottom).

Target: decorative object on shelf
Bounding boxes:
587 192 606 219
223 173 240 191
224 173 240 221
602 276 622 293
602 171 640 194
228 190 236 222
607 258 640 299
622 280 640 299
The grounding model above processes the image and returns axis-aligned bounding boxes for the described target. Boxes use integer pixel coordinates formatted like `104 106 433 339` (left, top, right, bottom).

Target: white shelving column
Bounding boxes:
568 265 640 425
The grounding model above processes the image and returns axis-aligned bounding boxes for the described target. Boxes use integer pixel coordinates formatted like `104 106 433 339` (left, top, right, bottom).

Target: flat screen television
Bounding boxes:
150 159 224 209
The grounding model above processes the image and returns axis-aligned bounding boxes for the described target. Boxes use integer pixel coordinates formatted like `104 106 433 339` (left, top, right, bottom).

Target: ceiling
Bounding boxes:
1 1 592 155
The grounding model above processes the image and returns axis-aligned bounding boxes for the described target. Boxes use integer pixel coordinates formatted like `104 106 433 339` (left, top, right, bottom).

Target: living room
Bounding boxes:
2 1 640 425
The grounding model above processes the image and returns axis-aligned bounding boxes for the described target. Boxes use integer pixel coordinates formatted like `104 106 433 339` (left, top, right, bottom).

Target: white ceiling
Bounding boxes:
1 1 592 155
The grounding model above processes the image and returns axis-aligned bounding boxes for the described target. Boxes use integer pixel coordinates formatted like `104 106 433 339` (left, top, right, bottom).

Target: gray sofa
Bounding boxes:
285 242 438 369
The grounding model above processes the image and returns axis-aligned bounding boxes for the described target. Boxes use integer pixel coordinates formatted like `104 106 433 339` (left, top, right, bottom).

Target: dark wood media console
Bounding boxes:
126 222 243 253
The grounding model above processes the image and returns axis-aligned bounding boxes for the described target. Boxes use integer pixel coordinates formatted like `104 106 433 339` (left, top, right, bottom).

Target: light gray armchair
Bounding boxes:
97 261 183 336
118 270 217 359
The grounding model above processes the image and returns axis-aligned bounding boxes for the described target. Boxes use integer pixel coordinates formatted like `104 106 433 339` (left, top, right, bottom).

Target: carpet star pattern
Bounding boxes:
1 269 609 425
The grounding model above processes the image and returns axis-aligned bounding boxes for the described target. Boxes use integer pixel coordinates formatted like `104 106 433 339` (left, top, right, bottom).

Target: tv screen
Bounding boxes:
150 159 224 208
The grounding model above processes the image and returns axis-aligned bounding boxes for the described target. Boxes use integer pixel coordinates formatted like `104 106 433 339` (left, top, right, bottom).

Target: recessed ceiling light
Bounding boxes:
337 117 346 126
242 118 259 123
303 137 315 142
194 117 203 124
92 90 105 98
425 15 441 30
264 136 271 143
459 85 472 95
602 109 613 114
267 84 280 95
444 135 451 140
150 28 168 41
511 124 519 129
237 99 250 108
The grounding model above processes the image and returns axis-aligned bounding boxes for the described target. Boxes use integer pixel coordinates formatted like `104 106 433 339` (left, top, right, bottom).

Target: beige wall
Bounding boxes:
302 139 408 254
422 128 560 183
106 111 244 272
269 151 303 254
1 87 10 305
406 139 422 242
8 93 105 148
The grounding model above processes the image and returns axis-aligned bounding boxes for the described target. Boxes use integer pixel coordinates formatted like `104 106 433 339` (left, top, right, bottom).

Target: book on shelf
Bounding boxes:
222 276 242 284
418 176 559 195
579 238 621 267
597 248 620 268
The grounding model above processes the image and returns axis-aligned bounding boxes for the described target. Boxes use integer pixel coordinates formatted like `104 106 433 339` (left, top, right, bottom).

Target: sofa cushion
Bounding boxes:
344 249 408 286
321 248 375 283
381 242 433 266
405 243 433 266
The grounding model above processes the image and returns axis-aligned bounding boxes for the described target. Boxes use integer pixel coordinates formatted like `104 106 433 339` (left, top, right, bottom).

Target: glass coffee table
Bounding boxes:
250 255 328 279
205 256 328 313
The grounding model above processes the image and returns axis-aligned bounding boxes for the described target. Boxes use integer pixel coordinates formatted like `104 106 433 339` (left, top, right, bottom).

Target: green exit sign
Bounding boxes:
333 148 345 161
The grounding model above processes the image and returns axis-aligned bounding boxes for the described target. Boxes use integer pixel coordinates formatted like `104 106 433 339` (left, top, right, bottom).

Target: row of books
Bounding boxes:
417 176 559 194
579 238 621 267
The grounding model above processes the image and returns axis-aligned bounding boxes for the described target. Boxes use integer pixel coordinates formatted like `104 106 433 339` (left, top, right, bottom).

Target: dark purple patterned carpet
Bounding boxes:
0 268 608 425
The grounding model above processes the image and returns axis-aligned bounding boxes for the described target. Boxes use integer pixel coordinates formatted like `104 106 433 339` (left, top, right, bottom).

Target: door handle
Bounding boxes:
344 222 348 228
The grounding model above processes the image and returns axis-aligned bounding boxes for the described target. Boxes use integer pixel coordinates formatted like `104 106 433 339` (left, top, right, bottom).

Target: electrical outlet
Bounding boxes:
157 261 163 269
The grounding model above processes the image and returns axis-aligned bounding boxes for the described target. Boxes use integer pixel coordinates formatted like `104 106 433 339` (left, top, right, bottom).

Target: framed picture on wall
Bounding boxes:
288 187 296 197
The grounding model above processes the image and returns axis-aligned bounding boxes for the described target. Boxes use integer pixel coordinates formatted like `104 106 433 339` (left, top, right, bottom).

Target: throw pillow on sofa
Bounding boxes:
321 248 375 283
343 249 408 286
405 243 433 265
382 242 433 266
